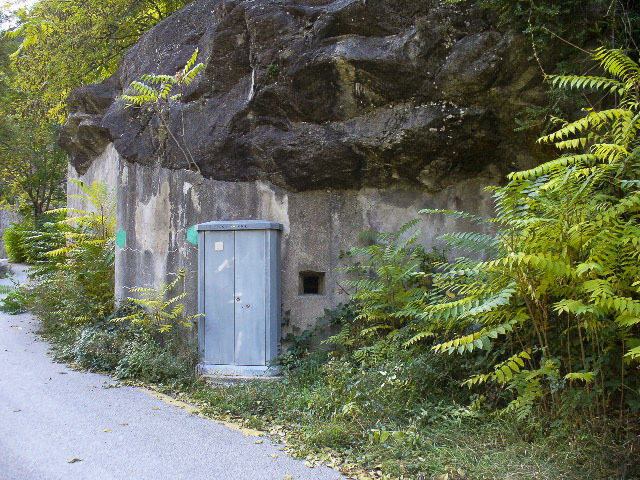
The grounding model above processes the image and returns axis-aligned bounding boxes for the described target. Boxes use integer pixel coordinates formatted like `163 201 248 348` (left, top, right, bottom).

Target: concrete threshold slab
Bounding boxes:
201 375 283 387
198 363 282 385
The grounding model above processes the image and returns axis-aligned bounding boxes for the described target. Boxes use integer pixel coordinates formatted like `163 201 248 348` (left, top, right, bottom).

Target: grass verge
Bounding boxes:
14 303 639 480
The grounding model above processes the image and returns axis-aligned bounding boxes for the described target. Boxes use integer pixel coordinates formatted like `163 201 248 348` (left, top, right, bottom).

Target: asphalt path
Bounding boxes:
0 263 343 480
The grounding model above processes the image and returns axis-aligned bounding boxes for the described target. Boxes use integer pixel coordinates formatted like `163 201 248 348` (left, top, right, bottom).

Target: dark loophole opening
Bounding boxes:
299 271 325 295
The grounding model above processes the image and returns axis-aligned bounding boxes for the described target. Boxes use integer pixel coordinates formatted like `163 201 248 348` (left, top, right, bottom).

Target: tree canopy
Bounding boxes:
0 0 186 216
5 0 186 122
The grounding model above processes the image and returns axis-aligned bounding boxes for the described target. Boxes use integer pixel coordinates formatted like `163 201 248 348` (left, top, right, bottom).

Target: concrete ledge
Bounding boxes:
197 363 281 378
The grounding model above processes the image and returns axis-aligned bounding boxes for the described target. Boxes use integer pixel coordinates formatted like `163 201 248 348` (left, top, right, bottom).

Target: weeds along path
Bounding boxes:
0 267 342 480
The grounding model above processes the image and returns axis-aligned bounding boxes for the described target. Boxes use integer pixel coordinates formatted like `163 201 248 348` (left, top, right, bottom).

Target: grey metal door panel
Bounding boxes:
197 232 205 355
265 230 280 362
203 230 235 364
234 230 266 365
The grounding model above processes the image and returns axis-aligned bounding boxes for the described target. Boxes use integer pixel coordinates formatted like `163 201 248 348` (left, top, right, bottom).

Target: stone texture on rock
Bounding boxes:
60 0 545 191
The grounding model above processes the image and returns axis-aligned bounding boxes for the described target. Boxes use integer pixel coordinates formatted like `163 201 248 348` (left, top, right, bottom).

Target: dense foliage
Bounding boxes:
1 179 198 388
0 0 186 217
196 355 635 479
482 0 640 54
112 268 201 333
477 0 640 135
402 47 640 419
3 215 65 268
51 302 199 387
5 0 187 121
0 34 66 217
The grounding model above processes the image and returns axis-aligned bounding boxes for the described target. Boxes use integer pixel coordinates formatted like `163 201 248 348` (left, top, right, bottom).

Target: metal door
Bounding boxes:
234 230 266 365
203 230 235 364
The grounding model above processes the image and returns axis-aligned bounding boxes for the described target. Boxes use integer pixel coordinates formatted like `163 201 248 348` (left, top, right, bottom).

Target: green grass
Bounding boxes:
21 265 637 480
190 364 639 480
30 310 638 479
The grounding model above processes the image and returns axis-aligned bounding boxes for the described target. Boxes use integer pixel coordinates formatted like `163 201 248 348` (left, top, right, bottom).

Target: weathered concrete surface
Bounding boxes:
0 305 343 479
67 143 120 208
70 144 497 334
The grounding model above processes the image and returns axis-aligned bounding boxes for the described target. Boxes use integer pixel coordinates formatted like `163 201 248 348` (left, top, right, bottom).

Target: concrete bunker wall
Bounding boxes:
69 144 497 338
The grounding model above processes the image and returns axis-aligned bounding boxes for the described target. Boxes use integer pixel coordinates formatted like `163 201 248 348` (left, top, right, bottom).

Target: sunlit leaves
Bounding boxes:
45 178 116 257
112 268 200 332
415 46 640 417
5 0 185 122
122 48 203 107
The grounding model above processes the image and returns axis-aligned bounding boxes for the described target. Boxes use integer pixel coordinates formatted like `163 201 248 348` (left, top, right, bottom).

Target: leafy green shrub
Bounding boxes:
112 268 200 333
326 220 446 360
24 179 116 331
66 322 124 371
47 300 198 387
0 286 28 314
278 303 356 377
3 221 29 262
406 47 640 418
25 218 67 274
47 179 115 257
23 178 199 390
115 332 199 386
26 241 115 332
3 216 66 271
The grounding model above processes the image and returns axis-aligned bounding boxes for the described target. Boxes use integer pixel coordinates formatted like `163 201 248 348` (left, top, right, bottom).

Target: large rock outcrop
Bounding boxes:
60 0 545 192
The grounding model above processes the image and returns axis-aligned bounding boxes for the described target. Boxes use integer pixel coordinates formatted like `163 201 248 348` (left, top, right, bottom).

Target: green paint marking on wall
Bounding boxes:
186 225 198 245
116 229 127 248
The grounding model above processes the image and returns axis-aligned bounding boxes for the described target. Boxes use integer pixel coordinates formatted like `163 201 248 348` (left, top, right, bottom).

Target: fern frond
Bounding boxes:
402 330 434 348
432 318 519 355
141 74 175 85
538 109 627 144
550 74 626 95
463 349 532 386
564 371 595 383
184 63 205 86
509 154 597 181
0 285 16 294
184 48 199 73
593 46 640 83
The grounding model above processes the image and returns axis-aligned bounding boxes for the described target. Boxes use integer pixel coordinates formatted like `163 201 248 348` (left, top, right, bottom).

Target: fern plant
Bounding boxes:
327 220 446 365
407 47 640 417
46 178 116 257
113 268 200 333
122 48 205 173
21 180 116 327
